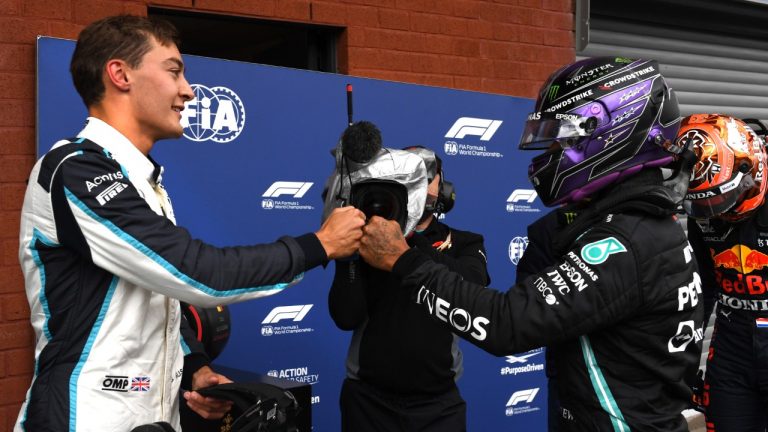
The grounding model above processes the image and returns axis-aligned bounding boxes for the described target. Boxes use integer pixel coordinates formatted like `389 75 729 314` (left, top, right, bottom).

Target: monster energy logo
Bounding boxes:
548 85 560 102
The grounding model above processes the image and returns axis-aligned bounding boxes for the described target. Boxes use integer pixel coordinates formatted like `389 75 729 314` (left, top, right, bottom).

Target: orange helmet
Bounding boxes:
679 114 767 221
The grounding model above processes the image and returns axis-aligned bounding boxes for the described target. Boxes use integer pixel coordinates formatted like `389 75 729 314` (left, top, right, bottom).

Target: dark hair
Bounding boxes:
70 15 181 107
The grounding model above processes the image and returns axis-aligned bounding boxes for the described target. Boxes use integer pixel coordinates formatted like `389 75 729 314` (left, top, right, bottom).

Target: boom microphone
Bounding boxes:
341 121 382 163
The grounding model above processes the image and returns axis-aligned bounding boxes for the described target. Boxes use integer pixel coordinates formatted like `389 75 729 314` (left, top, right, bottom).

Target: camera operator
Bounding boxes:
327 124 489 432
358 57 703 431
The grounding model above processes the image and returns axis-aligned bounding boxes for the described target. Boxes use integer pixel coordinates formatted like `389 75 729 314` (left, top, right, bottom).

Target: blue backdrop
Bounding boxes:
37 37 549 431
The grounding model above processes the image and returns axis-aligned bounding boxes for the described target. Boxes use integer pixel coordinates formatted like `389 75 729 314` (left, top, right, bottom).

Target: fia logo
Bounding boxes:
508 237 529 265
181 84 245 143
444 141 459 156
261 199 275 210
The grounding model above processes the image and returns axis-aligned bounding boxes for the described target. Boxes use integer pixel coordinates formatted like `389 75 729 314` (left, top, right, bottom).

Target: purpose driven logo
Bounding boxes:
500 348 545 376
261 305 315 336
443 117 504 158
181 84 245 143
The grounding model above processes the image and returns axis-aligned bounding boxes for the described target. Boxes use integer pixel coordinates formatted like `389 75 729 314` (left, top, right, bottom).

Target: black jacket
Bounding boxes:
329 218 489 396
392 170 703 431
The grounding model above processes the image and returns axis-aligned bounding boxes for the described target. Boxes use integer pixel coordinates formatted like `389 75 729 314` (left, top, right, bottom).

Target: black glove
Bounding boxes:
690 368 707 413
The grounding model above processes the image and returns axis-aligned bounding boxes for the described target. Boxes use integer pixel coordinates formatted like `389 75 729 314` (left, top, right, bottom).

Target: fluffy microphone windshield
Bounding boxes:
341 120 382 163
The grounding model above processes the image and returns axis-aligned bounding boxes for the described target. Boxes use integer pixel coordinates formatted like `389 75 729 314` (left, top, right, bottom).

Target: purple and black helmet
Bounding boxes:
518 57 682 206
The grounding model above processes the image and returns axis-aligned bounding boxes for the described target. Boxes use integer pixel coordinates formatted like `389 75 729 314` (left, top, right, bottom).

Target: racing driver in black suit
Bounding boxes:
358 57 704 431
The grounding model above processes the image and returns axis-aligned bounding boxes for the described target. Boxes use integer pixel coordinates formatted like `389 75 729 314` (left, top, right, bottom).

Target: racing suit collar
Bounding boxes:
77 116 160 184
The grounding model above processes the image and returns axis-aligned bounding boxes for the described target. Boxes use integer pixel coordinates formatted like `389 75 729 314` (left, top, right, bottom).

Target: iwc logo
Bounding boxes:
181 84 246 143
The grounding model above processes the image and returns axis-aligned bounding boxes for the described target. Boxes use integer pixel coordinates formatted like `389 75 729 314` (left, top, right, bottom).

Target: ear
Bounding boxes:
105 59 131 92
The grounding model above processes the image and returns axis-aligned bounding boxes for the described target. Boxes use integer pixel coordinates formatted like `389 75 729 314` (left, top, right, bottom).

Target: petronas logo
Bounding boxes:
548 85 560 101
580 237 627 264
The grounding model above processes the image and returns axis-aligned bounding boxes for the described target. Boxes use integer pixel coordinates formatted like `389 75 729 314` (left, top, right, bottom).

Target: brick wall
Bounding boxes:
0 0 573 429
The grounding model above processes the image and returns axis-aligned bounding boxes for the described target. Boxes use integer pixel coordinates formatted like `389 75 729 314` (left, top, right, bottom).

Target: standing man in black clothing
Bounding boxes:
328 145 489 432
357 57 703 431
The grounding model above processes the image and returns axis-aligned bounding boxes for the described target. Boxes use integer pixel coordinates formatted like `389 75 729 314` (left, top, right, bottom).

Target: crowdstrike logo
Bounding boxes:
505 388 542 416
262 305 313 324
261 181 315 211
181 84 245 143
506 189 540 213
445 117 503 141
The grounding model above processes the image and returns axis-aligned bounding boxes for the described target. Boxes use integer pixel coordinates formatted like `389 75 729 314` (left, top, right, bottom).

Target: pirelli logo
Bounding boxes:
96 182 128 206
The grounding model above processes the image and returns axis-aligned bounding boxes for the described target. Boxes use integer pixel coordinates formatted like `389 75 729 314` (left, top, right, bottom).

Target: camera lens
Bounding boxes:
360 189 401 220
350 181 409 231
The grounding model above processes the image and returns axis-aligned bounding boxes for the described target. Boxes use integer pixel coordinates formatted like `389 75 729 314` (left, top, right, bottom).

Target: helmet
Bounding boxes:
680 114 767 221
519 57 681 206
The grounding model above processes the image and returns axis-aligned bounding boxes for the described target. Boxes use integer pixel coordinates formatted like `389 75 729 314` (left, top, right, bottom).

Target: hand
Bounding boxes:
316 206 366 259
183 366 234 420
359 216 409 271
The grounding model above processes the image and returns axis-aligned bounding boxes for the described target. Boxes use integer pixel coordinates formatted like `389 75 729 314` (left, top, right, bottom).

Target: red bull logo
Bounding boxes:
714 271 768 296
710 245 768 274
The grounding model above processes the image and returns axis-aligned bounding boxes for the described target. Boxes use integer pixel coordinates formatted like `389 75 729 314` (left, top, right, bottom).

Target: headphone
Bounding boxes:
402 146 455 216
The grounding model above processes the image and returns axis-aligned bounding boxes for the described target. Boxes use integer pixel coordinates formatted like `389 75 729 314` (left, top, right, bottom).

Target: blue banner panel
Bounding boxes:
38 36 549 431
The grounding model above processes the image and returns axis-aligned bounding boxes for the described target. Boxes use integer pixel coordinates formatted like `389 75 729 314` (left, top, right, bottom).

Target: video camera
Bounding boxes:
322 120 428 236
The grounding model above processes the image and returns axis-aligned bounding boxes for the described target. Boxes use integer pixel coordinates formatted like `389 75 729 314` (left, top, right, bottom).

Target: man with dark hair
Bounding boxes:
16 15 364 432
329 144 489 432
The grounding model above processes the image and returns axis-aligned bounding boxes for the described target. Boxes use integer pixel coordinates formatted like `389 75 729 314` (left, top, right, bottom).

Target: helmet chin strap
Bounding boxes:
663 136 697 209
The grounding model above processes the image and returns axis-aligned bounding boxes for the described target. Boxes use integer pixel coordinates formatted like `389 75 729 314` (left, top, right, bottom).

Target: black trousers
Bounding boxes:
340 378 466 432
704 310 768 432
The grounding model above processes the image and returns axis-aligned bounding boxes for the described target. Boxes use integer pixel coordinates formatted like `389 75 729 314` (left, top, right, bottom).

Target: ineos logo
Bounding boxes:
416 286 489 341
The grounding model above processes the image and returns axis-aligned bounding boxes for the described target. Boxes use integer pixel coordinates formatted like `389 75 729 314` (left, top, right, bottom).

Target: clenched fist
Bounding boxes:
316 206 366 259
359 216 410 271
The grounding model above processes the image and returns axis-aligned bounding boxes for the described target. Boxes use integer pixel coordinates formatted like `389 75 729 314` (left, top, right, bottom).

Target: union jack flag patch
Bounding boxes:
131 376 151 392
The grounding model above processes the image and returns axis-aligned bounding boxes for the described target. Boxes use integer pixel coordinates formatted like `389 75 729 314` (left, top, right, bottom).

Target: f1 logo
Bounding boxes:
445 117 503 141
262 182 313 198
507 189 538 203
506 388 540 407
262 305 313 324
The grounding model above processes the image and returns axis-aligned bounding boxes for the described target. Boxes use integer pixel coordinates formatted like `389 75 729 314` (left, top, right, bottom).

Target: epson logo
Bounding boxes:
181 84 245 143
86 171 124 192
416 286 489 341
506 388 540 407
445 117 503 141
262 182 313 198
262 305 313 324
507 189 537 203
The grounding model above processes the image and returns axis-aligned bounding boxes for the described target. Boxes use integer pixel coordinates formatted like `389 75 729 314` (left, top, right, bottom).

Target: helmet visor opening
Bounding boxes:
684 172 755 219
519 113 592 150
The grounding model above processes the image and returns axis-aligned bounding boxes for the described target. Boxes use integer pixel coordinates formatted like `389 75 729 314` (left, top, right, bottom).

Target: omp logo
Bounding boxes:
101 375 129 392
505 350 542 364
507 189 537 203
508 237 529 265
506 388 540 407
181 84 245 143
96 182 128 206
86 171 123 192
262 305 313 324
262 182 313 198
445 117 503 141
444 141 459 156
